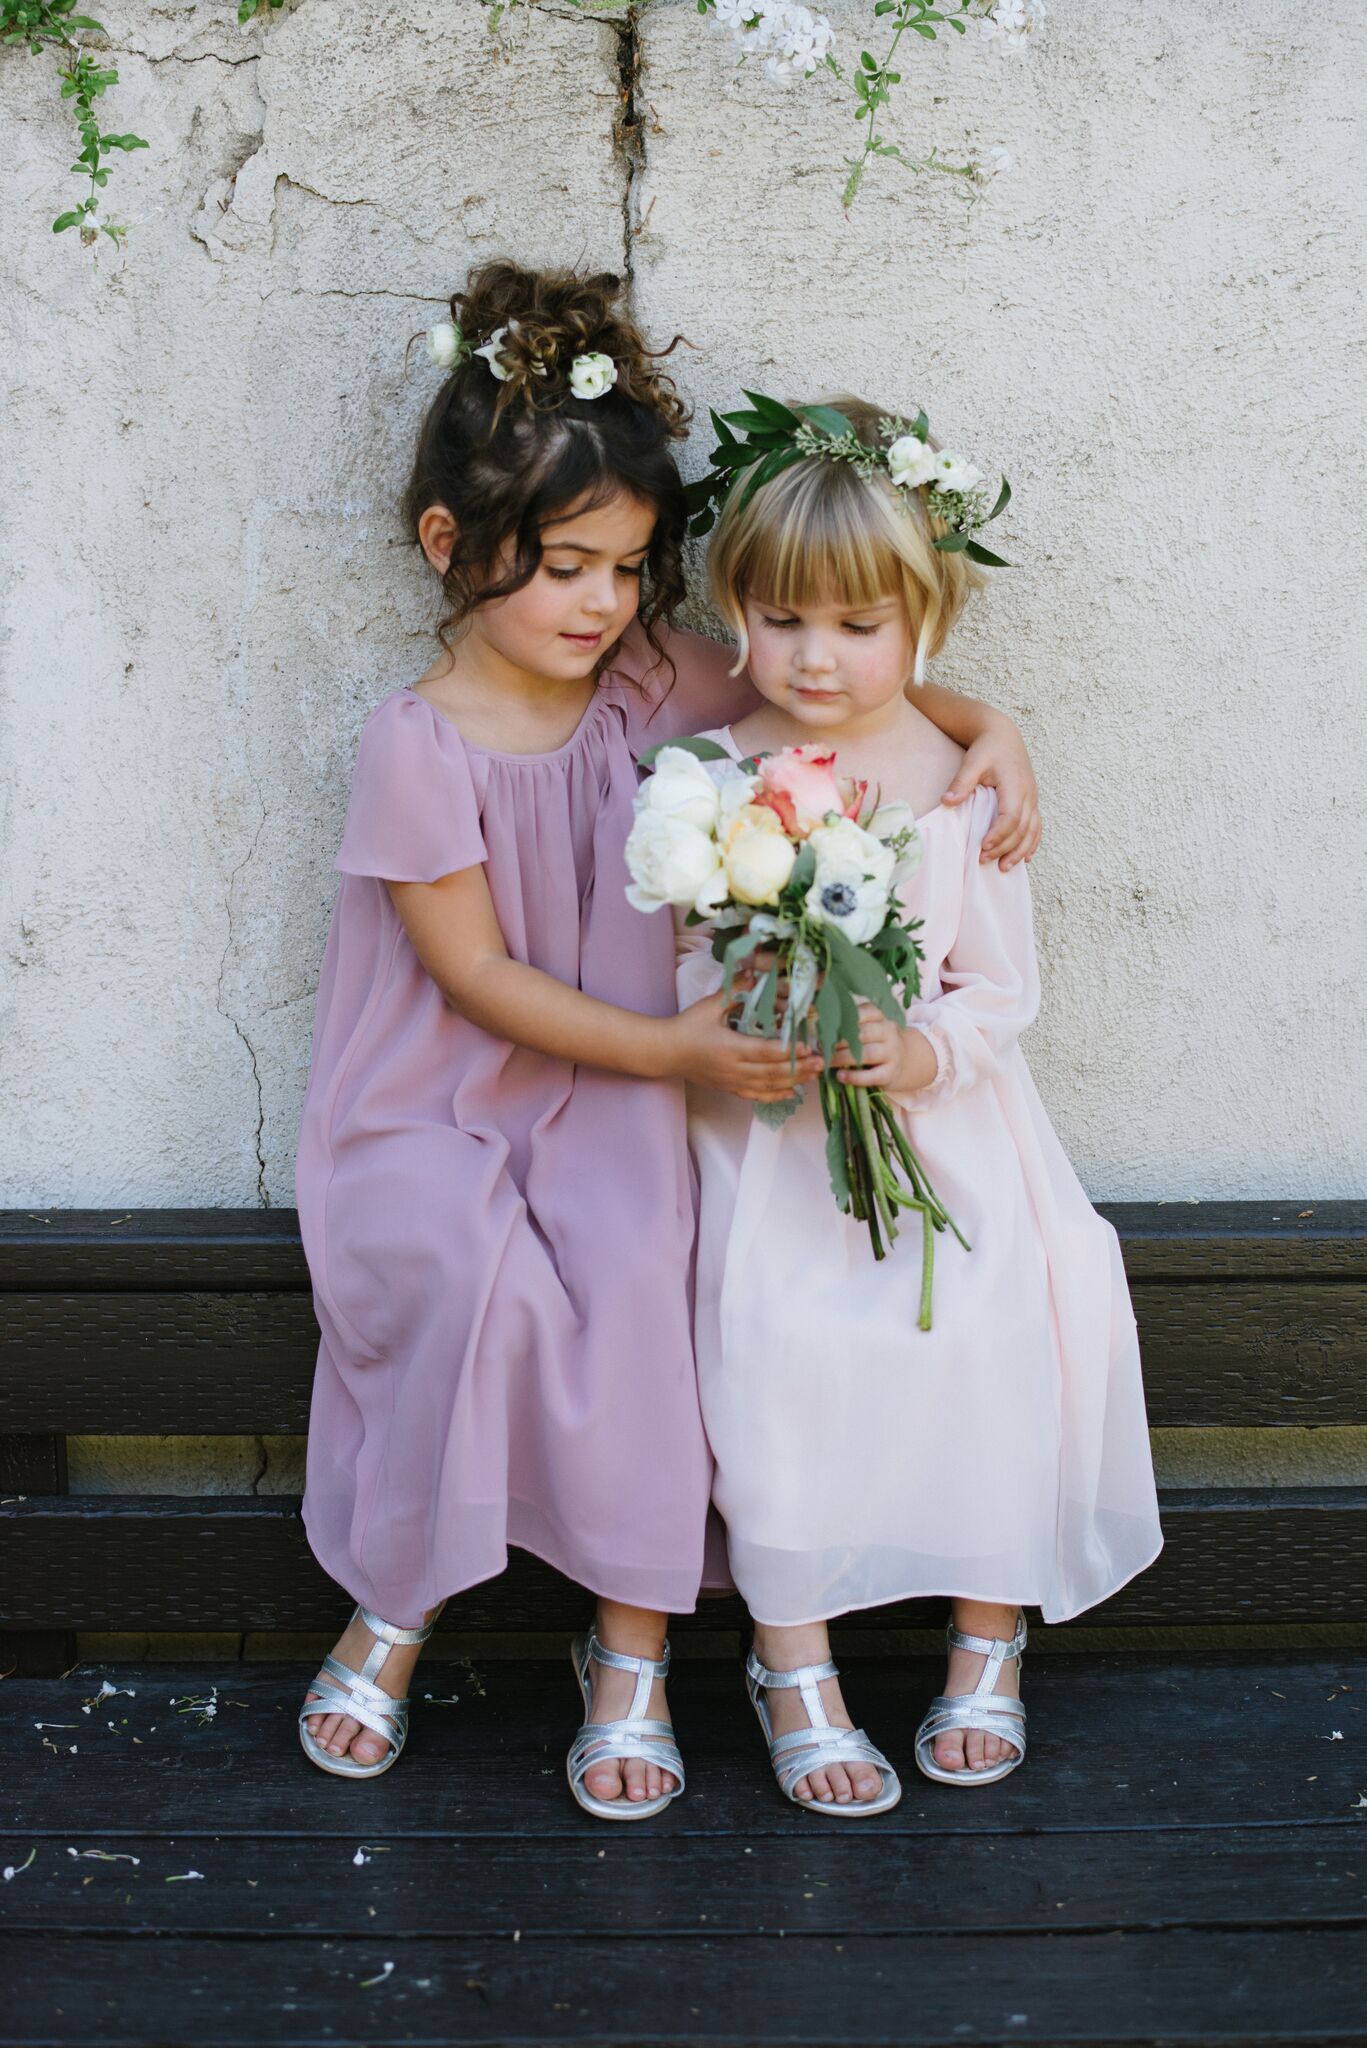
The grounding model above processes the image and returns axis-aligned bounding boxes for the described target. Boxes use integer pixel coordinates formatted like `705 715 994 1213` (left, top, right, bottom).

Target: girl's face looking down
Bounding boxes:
422 490 656 683
741 589 913 737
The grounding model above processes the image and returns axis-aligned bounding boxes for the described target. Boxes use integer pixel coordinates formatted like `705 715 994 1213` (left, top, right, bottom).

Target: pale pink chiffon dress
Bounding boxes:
297 626 756 1626
680 732 1164 1627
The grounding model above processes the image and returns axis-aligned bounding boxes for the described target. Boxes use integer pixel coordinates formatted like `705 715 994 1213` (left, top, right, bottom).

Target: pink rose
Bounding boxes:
753 747 866 839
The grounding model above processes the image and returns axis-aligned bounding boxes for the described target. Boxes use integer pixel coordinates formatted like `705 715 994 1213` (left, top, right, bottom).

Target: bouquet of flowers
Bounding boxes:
625 738 967 1327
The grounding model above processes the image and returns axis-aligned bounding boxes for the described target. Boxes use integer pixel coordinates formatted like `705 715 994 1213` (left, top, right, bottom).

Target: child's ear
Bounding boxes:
418 504 457 576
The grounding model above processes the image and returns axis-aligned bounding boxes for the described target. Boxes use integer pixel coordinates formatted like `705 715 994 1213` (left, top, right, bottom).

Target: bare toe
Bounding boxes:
935 1730 966 1771
826 1764 854 1804
852 1763 882 1802
623 1758 648 1803
584 1759 625 1802
807 1768 835 1804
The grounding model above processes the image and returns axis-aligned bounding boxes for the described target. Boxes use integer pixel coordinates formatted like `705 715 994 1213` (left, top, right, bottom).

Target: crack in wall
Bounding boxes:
215 794 271 1209
611 5 645 282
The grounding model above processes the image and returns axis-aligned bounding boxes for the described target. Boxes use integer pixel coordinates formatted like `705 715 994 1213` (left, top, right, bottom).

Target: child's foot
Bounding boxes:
579 1601 680 1809
751 1622 885 1807
931 1600 1023 1774
303 1605 439 1767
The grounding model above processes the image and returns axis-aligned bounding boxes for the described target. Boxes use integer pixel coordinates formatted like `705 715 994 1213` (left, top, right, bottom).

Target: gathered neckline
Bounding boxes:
401 683 615 765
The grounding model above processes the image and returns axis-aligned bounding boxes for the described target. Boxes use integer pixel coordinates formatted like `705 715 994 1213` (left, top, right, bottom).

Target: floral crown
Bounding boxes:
684 391 1012 566
424 317 618 402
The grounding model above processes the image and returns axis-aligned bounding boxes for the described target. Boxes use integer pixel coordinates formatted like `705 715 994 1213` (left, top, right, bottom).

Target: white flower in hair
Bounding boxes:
474 325 516 382
474 321 548 384
569 352 618 401
886 434 939 491
933 452 983 494
426 320 464 371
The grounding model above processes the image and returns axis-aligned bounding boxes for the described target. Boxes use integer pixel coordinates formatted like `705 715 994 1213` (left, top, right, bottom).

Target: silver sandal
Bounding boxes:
914 1612 1028 1786
299 1604 436 1779
745 1649 902 1817
567 1631 686 1822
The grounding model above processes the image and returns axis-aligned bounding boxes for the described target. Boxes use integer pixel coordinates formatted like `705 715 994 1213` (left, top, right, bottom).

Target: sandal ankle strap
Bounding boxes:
583 1631 670 1681
946 1614 1026 1664
745 1650 841 1731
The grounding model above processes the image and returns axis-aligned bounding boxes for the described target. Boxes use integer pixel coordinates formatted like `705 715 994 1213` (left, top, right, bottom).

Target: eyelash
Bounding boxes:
761 615 878 637
546 564 645 582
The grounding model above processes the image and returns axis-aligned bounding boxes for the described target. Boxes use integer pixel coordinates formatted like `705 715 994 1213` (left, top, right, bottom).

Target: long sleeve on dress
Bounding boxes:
896 787 1040 1108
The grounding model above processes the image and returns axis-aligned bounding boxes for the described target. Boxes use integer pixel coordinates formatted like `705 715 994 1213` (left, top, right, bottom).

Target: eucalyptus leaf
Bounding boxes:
964 539 1012 568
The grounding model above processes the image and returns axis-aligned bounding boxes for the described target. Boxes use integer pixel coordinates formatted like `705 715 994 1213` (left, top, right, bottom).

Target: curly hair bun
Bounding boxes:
449 260 689 434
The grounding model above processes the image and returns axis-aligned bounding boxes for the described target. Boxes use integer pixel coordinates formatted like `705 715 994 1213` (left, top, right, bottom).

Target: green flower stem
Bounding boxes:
814 1077 969 1321
918 1204 935 1331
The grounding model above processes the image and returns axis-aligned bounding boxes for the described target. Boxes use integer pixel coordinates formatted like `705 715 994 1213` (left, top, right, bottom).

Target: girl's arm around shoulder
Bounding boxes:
911 678 1041 872
387 867 819 1107
608 619 760 748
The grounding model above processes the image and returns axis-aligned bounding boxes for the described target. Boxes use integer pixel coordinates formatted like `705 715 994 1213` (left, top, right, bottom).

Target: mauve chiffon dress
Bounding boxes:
296 624 757 1627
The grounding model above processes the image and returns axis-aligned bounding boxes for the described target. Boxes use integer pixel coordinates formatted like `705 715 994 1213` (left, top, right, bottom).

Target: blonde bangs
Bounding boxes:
706 398 984 680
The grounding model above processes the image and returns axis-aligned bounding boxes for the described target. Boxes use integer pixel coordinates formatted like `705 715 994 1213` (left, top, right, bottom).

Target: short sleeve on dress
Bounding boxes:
334 691 487 883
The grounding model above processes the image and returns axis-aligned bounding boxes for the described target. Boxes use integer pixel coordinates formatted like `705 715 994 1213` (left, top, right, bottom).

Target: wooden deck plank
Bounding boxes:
4 1491 1366 1633
5 1280 1365 1433
6 1658 1364 1839
4 1927 1366 2046
4 1825 1364 1938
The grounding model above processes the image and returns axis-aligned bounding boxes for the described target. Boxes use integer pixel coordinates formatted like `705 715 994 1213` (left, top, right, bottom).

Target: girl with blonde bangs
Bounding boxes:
678 393 1161 1814
707 399 983 689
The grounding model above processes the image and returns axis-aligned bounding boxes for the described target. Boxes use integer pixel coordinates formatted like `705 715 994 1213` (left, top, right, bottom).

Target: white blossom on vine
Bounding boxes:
711 1 836 84
978 0 1047 50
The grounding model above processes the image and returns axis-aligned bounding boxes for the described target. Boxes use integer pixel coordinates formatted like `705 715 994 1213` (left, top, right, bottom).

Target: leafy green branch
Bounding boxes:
2 1 146 245
844 0 978 207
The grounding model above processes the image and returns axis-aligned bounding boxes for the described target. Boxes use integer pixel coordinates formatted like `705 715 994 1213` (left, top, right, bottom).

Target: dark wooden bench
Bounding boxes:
3 1204 1366 2048
3 1202 1365 1670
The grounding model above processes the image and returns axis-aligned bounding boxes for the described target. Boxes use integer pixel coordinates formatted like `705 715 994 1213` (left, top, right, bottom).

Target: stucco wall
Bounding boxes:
2 0 1363 1211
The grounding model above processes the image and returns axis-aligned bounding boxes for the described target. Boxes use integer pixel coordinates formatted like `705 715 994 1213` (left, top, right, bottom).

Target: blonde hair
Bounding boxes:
706 394 983 683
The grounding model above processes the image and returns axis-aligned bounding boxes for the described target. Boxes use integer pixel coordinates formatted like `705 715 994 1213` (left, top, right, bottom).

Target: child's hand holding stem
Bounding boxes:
831 998 937 1097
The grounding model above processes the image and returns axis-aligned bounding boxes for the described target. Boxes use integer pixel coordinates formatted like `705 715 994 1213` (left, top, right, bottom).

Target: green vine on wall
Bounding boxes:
3 0 146 245
5 0 1037 250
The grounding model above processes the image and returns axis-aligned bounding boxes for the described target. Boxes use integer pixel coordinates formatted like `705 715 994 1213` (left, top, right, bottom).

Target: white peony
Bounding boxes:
624 811 724 915
426 321 464 371
933 452 983 494
723 806 797 906
569 352 618 401
638 748 723 834
886 434 939 491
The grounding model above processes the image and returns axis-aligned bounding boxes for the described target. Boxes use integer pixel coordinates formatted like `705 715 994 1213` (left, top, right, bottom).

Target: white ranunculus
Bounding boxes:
639 748 724 834
886 434 939 491
426 321 464 371
934 452 983 494
624 811 724 913
474 325 515 382
808 817 896 891
723 807 797 907
569 352 618 401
